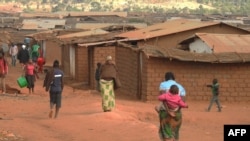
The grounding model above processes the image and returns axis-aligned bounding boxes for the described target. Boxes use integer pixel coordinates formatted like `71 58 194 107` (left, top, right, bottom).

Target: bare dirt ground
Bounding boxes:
1 57 250 141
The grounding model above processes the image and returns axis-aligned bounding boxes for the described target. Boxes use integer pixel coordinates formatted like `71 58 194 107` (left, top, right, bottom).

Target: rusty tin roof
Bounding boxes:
57 29 109 39
22 19 66 30
194 33 250 53
116 19 221 40
138 45 250 63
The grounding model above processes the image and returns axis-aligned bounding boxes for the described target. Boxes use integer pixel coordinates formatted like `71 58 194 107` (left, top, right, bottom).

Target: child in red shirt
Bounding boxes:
156 85 188 116
24 60 38 94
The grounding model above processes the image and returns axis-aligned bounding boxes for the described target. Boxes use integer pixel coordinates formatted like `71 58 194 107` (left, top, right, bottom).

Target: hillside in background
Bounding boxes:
0 0 249 15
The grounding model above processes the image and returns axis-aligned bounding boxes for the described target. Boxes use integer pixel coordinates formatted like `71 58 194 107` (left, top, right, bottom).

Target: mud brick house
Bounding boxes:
112 19 250 102
25 18 250 102
25 29 85 66
56 29 114 81
50 25 137 85
23 12 131 67
128 34 250 102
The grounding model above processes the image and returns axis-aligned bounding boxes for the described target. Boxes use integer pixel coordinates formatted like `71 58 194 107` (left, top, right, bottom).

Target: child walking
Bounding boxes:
206 78 222 112
24 59 38 94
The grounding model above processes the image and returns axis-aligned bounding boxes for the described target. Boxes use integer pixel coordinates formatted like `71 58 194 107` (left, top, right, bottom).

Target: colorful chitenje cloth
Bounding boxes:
100 79 115 112
158 109 182 140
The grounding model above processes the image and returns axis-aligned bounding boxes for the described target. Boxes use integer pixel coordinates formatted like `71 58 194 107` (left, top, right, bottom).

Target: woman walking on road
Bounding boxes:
157 72 186 141
99 55 121 112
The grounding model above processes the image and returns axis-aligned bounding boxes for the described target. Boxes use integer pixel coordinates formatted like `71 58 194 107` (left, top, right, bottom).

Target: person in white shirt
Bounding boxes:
9 44 18 66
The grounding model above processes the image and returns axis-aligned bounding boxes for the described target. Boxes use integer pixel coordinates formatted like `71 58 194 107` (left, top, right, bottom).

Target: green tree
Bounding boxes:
52 3 66 12
41 0 47 4
90 1 101 11
19 0 30 9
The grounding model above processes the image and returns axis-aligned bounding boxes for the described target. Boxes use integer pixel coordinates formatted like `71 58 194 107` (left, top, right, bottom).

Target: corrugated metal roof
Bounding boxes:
78 38 137 47
20 13 61 18
25 29 86 41
21 23 38 30
195 33 250 53
57 32 120 45
75 23 147 30
21 19 66 30
25 30 60 41
137 45 250 63
55 12 128 17
75 23 116 30
116 19 221 40
57 29 109 39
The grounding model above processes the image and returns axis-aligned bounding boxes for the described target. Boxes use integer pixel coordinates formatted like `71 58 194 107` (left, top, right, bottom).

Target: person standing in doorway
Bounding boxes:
44 60 64 119
99 55 121 112
95 62 101 92
206 78 222 112
9 44 18 67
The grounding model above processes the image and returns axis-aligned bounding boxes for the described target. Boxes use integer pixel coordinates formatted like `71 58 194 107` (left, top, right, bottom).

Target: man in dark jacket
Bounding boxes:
44 60 64 118
17 45 30 66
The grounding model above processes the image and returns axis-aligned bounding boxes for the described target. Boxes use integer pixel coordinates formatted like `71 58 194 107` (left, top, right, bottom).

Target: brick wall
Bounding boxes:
90 46 139 99
46 41 61 66
87 45 250 103
75 47 88 82
143 57 250 102
116 47 139 99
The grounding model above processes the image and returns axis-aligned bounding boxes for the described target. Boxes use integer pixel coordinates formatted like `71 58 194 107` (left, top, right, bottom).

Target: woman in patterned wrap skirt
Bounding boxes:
99 55 121 112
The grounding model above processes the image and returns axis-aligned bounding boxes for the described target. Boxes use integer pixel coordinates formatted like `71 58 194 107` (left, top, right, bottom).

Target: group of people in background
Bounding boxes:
1 42 64 119
9 43 46 95
16 44 40 94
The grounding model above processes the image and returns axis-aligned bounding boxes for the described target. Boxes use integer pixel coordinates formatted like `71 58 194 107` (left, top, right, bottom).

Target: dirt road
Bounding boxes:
0 59 249 141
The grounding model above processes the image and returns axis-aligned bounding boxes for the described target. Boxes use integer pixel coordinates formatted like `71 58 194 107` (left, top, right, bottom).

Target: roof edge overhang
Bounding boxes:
140 47 250 63
77 38 139 47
